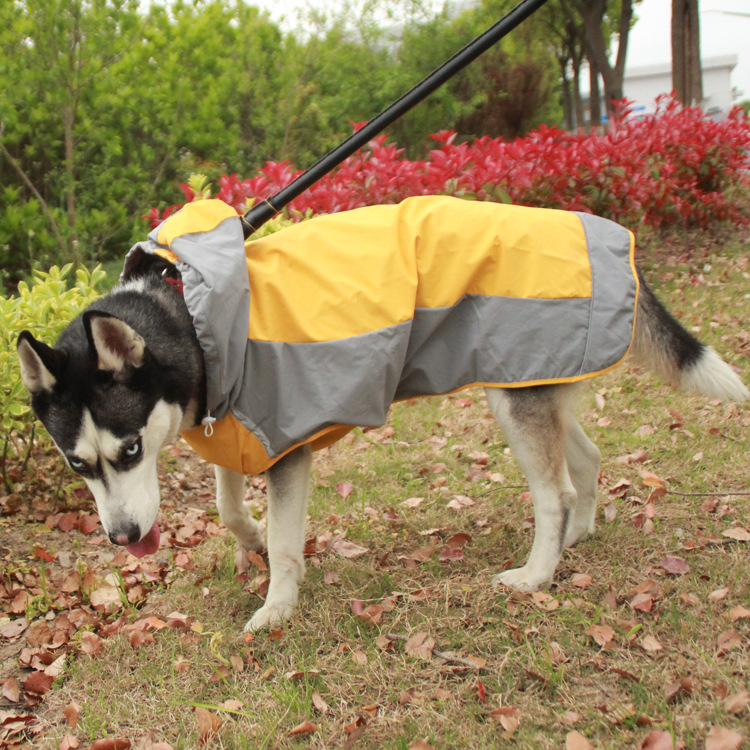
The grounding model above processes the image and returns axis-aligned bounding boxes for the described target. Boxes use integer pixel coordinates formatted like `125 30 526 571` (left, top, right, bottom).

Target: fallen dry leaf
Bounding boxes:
0 617 29 640
137 739 174 750
587 624 616 649
128 630 156 649
404 632 436 661
78 514 99 535
475 678 486 704
716 629 742 656
351 649 368 665
723 691 749 715
402 497 425 508
721 527 750 542
2 677 20 703
630 592 656 613
219 699 244 712
488 705 521 736
444 532 471 548
446 495 475 511
195 707 222 743
330 539 369 559
705 726 744 750
352 599 384 625
408 741 434 750
23 671 54 695
311 692 330 714
25 620 52 647
288 720 318 736
85 740 131 750
603 500 618 523
640 730 682 749
640 634 663 653
659 556 690 575
438 546 464 562
566 730 593 750
559 711 580 727
89 586 122 609
336 482 354 499
548 641 568 664
246 550 268 571
63 702 81 729
79 632 103 657
639 469 665 487
665 676 698 702
609 478 632 497
571 573 594 589
730 606 750 622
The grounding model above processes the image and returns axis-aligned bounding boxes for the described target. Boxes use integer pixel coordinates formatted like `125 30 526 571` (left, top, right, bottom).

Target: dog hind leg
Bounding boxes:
215 465 264 551
562 417 600 547
246 445 312 632
485 387 577 591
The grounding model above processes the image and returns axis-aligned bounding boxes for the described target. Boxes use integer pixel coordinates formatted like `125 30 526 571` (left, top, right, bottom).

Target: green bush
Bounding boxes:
0 187 69 289
0 264 106 488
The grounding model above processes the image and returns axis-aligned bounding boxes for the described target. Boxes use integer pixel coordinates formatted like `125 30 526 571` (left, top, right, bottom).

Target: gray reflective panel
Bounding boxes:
396 296 594 399
574 213 637 373
233 323 412 455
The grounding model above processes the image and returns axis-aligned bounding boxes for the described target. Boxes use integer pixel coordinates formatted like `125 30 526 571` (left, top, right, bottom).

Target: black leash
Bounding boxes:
241 0 550 237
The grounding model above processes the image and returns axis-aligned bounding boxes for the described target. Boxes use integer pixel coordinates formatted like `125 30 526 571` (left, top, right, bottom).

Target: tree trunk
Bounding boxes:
589 58 602 127
573 62 585 129
672 0 703 106
558 56 575 130
575 0 634 116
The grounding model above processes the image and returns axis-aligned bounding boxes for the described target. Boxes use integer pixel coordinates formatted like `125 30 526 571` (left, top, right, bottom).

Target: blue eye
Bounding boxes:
122 438 142 463
68 457 87 473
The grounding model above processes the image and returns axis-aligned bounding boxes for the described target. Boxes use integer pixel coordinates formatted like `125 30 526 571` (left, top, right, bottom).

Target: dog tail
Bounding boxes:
629 270 749 403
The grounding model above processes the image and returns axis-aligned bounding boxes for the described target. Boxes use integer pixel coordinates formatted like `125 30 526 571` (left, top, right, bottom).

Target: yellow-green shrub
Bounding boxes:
1 264 106 486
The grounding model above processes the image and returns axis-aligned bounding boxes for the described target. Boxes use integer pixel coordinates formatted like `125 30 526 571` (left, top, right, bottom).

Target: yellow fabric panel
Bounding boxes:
400 199 593 307
156 199 238 247
244 206 418 343
181 414 354 475
153 247 180 265
242 197 593 343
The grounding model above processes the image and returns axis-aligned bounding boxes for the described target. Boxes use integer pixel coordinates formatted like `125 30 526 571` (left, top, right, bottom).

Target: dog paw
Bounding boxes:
236 526 265 552
244 602 295 632
564 522 594 548
492 566 551 592
231 518 265 552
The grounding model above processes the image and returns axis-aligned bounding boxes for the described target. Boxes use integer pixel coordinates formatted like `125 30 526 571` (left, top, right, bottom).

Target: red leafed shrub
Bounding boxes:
145 97 750 231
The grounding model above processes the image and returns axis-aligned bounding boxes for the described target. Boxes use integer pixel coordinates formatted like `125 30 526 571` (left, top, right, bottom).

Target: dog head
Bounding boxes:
17 310 187 556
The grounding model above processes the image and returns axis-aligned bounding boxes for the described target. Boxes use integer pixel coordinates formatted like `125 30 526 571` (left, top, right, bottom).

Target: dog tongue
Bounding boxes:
126 523 161 558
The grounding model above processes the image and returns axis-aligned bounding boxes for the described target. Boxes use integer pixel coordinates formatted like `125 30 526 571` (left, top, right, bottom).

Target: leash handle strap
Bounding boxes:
241 0 550 236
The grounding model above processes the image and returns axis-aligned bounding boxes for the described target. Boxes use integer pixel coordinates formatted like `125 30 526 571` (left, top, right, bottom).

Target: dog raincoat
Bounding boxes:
123 196 638 475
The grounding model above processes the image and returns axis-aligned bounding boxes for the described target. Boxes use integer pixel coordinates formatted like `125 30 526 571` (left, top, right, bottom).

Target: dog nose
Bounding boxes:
109 527 141 546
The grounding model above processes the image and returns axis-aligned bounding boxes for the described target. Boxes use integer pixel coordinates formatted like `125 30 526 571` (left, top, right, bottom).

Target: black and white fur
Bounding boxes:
17 258 748 632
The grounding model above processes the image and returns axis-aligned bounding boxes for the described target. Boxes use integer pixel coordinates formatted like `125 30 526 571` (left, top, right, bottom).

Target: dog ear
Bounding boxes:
83 311 146 379
17 331 66 394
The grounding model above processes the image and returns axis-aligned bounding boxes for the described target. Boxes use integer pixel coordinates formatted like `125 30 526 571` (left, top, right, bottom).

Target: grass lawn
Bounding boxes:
2 235 748 750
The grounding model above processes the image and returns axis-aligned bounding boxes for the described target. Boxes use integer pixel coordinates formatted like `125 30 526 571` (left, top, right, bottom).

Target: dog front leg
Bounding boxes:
215 465 264 551
246 445 312 632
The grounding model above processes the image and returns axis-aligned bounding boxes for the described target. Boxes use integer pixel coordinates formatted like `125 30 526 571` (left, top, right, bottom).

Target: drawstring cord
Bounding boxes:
202 413 216 437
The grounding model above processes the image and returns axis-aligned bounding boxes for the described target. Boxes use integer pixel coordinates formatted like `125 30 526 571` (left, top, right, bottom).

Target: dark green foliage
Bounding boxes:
0 0 563 283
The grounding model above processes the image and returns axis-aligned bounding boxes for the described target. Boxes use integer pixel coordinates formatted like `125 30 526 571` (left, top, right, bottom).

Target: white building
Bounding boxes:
623 54 738 118
625 0 750 111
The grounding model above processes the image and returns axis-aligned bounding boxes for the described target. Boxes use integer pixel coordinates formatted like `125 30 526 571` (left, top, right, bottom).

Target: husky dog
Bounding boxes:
17 202 748 632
